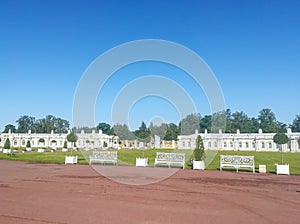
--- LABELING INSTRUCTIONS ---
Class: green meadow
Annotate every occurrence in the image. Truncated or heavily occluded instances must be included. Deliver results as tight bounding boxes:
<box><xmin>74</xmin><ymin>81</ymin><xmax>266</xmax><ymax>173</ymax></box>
<box><xmin>1</xmin><ymin>149</ymin><xmax>299</xmax><ymax>174</ymax></box>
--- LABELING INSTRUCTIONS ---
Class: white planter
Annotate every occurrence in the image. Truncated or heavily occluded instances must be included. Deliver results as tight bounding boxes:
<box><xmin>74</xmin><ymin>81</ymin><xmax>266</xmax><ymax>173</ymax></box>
<box><xmin>26</xmin><ymin>147</ymin><xmax>32</xmax><ymax>152</ymax></box>
<box><xmin>62</xmin><ymin>148</ymin><xmax>68</xmax><ymax>152</ymax></box>
<box><xmin>0</xmin><ymin>148</ymin><xmax>2</xmax><ymax>152</ymax></box>
<box><xmin>37</xmin><ymin>148</ymin><xmax>45</xmax><ymax>152</ymax></box>
<box><xmin>65</xmin><ymin>156</ymin><xmax>78</xmax><ymax>164</ymax></box>
<box><xmin>259</xmin><ymin>165</ymin><xmax>266</xmax><ymax>173</ymax></box>
<box><xmin>3</xmin><ymin>149</ymin><xmax>11</xmax><ymax>154</ymax></box>
<box><xmin>193</xmin><ymin>160</ymin><xmax>205</xmax><ymax>170</ymax></box>
<box><xmin>275</xmin><ymin>164</ymin><xmax>290</xmax><ymax>175</ymax></box>
<box><xmin>136</xmin><ymin>158</ymin><xmax>148</xmax><ymax>167</ymax></box>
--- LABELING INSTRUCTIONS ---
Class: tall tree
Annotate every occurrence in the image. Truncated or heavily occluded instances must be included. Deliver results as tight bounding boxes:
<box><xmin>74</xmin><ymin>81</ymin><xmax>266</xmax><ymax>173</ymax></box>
<box><xmin>258</xmin><ymin>108</ymin><xmax>278</xmax><ymax>133</ymax></box>
<box><xmin>3</xmin><ymin>124</ymin><xmax>16</xmax><ymax>133</ymax></box>
<box><xmin>134</xmin><ymin>121</ymin><xmax>150</xmax><ymax>142</ymax></box>
<box><xmin>16</xmin><ymin>115</ymin><xmax>36</xmax><ymax>133</ymax></box>
<box><xmin>179</xmin><ymin>113</ymin><xmax>200</xmax><ymax>135</ymax></box>
<box><xmin>199</xmin><ymin>115</ymin><xmax>212</xmax><ymax>133</ymax></box>
<box><xmin>211</xmin><ymin>111</ymin><xmax>227</xmax><ymax>133</ymax></box>
<box><xmin>96</xmin><ymin>122</ymin><xmax>114</xmax><ymax>135</ymax></box>
<box><xmin>53</xmin><ymin>117</ymin><xmax>70</xmax><ymax>133</ymax></box>
<box><xmin>164</xmin><ymin>123</ymin><xmax>179</xmax><ymax>140</ymax></box>
<box><xmin>291</xmin><ymin>115</ymin><xmax>300</xmax><ymax>132</ymax></box>
<box><xmin>149</xmin><ymin>122</ymin><xmax>167</xmax><ymax>139</ymax></box>
<box><xmin>4</xmin><ymin>138</ymin><xmax>11</xmax><ymax>149</ymax></box>
<box><xmin>113</xmin><ymin>124</ymin><xmax>135</xmax><ymax>140</ymax></box>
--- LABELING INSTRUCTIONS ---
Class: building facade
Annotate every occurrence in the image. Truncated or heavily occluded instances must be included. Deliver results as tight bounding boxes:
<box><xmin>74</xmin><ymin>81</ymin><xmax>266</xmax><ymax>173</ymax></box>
<box><xmin>0</xmin><ymin>129</ymin><xmax>119</xmax><ymax>150</ymax></box>
<box><xmin>178</xmin><ymin>128</ymin><xmax>300</xmax><ymax>152</ymax></box>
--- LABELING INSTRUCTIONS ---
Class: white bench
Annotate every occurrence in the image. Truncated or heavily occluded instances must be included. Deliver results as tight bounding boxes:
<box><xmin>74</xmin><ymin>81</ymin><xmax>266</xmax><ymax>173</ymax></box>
<box><xmin>220</xmin><ymin>155</ymin><xmax>255</xmax><ymax>173</ymax></box>
<box><xmin>89</xmin><ymin>151</ymin><xmax>117</xmax><ymax>165</ymax></box>
<box><xmin>154</xmin><ymin>152</ymin><xmax>185</xmax><ymax>169</ymax></box>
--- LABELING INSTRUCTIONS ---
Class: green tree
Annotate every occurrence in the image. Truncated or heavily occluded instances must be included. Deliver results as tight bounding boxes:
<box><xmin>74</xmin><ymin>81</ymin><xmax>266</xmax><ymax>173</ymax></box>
<box><xmin>211</xmin><ymin>111</ymin><xmax>227</xmax><ymax>133</ymax></box>
<box><xmin>193</xmin><ymin>135</ymin><xmax>205</xmax><ymax>161</ymax></box>
<box><xmin>113</xmin><ymin>124</ymin><xmax>135</xmax><ymax>140</ymax></box>
<box><xmin>16</xmin><ymin>115</ymin><xmax>36</xmax><ymax>133</ymax></box>
<box><xmin>291</xmin><ymin>114</ymin><xmax>300</xmax><ymax>132</ymax></box>
<box><xmin>149</xmin><ymin>122</ymin><xmax>167</xmax><ymax>139</ymax></box>
<box><xmin>164</xmin><ymin>123</ymin><xmax>179</xmax><ymax>140</ymax></box>
<box><xmin>134</xmin><ymin>121</ymin><xmax>150</xmax><ymax>142</ymax></box>
<box><xmin>63</xmin><ymin>140</ymin><xmax>67</xmax><ymax>149</ymax></box>
<box><xmin>199</xmin><ymin>115</ymin><xmax>212</xmax><ymax>133</ymax></box>
<box><xmin>3</xmin><ymin>124</ymin><xmax>16</xmax><ymax>133</ymax></box>
<box><xmin>26</xmin><ymin>140</ymin><xmax>31</xmax><ymax>148</ymax></box>
<box><xmin>179</xmin><ymin>113</ymin><xmax>200</xmax><ymax>135</ymax></box>
<box><xmin>273</xmin><ymin>132</ymin><xmax>289</xmax><ymax>164</ymax></box>
<box><xmin>67</xmin><ymin>132</ymin><xmax>78</xmax><ymax>155</ymax></box>
<box><xmin>96</xmin><ymin>122</ymin><xmax>114</xmax><ymax>135</ymax></box>
<box><xmin>258</xmin><ymin>108</ymin><xmax>278</xmax><ymax>133</ymax></box>
<box><xmin>4</xmin><ymin>138</ymin><xmax>11</xmax><ymax>149</ymax></box>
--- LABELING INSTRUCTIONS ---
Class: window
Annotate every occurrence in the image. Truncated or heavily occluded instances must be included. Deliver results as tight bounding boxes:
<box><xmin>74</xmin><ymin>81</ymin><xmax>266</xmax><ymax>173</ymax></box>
<box><xmin>214</xmin><ymin>142</ymin><xmax>217</xmax><ymax>148</ymax></box>
<box><xmin>262</xmin><ymin>142</ymin><xmax>265</xmax><ymax>148</ymax></box>
<box><xmin>269</xmin><ymin>142</ymin><xmax>272</xmax><ymax>149</ymax></box>
<box><xmin>239</xmin><ymin>142</ymin><xmax>242</xmax><ymax>148</ymax></box>
<box><xmin>230</xmin><ymin>142</ymin><xmax>233</xmax><ymax>148</ymax></box>
<box><xmin>14</xmin><ymin>140</ymin><xmax>17</xmax><ymax>146</ymax></box>
<box><xmin>246</xmin><ymin>142</ymin><xmax>249</xmax><ymax>148</ymax></box>
<box><xmin>22</xmin><ymin>140</ymin><xmax>25</xmax><ymax>146</ymax></box>
<box><xmin>208</xmin><ymin>142</ymin><xmax>211</xmax><ymax>148</ymax></box>
<box><xmin>224</xmin><ymin>141</ymin><xmax>227</xmax><ymax>148</ymax></box>
<box><xmin>188</xmin><ymin>142</ymin><xmax>191</xmax><ymax>147</ymax></box>
<box><xmin>252</xmin><ymin>142</ymin><xmax>255</xmax><ymax>148</ymax></box>
<box><xmin>182</xmin><ymin>142</ymin><xmax>185</xmax><ymax>147</ymax></box>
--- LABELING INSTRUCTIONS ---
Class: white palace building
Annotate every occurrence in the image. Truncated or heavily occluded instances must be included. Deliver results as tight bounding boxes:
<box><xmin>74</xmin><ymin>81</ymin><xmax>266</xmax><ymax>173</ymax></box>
<box><xmin>178</xmin><ymin>128</ymin><xmax>300</xmax><ymax>152</ymax></box>
<box><xmin>0</xmin><ymin>129</ymin><xmax>119</xmax><ymax>150</ymax></box>
<box><xmin>1</xmin><ymin>128</ymin><xmax>300</xmax><ymax>153</ymax></box>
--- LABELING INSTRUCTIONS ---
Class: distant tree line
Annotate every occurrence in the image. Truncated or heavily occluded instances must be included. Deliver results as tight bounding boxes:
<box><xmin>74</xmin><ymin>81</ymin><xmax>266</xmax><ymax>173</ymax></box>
<box><xmin>3</xmin><ymin>115</ymin><xmax>70</xmax><ymax>134</ymax></box>
<box><xmin>3</xmin><ymin>109</ymin><xmax>300</xmax><ymax>141</ymax></box>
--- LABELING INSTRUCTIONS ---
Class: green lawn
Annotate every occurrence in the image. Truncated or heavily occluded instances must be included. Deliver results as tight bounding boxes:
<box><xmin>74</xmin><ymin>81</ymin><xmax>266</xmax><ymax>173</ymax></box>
<box><xmin>1</xmin><ymin>149</ymin><xmax>300</xmax><ymax>174</ymax></box>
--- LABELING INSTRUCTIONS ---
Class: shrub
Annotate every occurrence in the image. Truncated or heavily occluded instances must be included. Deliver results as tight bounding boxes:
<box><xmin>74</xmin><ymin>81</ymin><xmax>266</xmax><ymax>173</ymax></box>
<box><xmin>63</xmin><ymin>140</ymin><xmax>67</xmax><ymax>148</ymax></box>
<box><xmin>4</xmin><ymin>138</ymin><xmax>11</xmax><ymax>149</ymax></box>
<box><xmin>26</xmin><ymin>140</ymin><xmax>31</xmax><ymax>148</ymax></box>
<box><xmin>193</xmin><ymin>135</ymin><xmax>205</xmax><ymax>161</ymax></box>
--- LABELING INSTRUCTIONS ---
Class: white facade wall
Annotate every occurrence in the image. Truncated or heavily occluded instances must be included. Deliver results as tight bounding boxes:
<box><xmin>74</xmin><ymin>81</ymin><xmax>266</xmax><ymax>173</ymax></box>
<box><xmin>0</xmin><ymin>129</ymin><xmax>119</xmax><ymax>149</ymax></box>
<box><xmin>178</xmin><ymin>129</ymin><xmax>300</xmax><ymax>152</ymax></box>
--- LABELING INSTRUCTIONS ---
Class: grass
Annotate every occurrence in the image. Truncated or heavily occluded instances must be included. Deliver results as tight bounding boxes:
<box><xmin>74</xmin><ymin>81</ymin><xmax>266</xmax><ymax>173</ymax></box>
<box><xmin>1</xmin><ymin>148</ymin><xmax>300</xmax><ymax>174</ymax></box>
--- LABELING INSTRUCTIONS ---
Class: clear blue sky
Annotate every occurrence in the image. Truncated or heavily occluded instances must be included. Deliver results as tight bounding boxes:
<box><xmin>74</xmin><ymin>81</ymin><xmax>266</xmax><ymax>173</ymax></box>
<box><xmin>1</xmin><ymin>0</ymin><xmax>300</xmax><ymax>131</ymax></box>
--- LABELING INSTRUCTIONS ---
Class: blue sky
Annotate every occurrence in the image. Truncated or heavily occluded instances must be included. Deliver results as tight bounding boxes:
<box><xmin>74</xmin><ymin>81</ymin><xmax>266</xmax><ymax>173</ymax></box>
<box><xmin>1</xmin><ymin>0</ymin><xmax>300</xmax><ymax>131</ymax></box>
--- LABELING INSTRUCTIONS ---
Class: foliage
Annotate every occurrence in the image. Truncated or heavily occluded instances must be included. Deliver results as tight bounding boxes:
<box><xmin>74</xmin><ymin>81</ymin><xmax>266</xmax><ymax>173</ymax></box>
<box><xmin>164</xmin><ymin>123</ymin><xmax>179</xmax><ymax>140</ymax></box>
<box><xmin>179</xmin><ymin>113</ymin><xmax>200</xmax><ymax>135</ymax></box>
<box><xmin>96</xmin><ymin>122</ymin><xmax>114</xmax><ymax>135</ymax></box>
<box><xmin>15</xmin><ymin>115</ymin><xmax>69</xmax><ymax>134</ymax></box>
<box><xmin>3</xmin><ymin>124</ymin><xmax>16</xmax><ymax>133</ymax></box>
<box><xmin>199</xmin><ymin>115</ymin><xmax>212</xmax><ymax>133</ymax></box>
<box><xmin>258</xmin><ymin>108</ymin><xmax>278</xmax><ymax>133</ymax></box>
<box><xmin>16</xmin><ymin>115</ymin><xmax>36</xmax><ymax>133</ymax></box>
<box><xmin>193</xmin><ymin>135</ymin><xmax>205</xmax><ymax>161</ymax></box>
<box><xmin>67</xmin><ymin>132</ymin><xmax>78</xmax><ymax>143</ymax></box>
<box><xmin>26</xmin><ymin>140</ymin><xmax>31</xmax><ymax>148</ymax></box>
<box><xmin>291</xmin><ymin>114</ymin><xmax>300</xmax><ymax>132</ymax></box>
<box><xmin>133</xmin><ymin>121</ymin><xmax>151</xmax><ymax>142</ymax></box>
<box><xmin>4</xmin><ymin>138</ymin><xmax>11</xmax><ymax>149</ymax></box>
<box><xmin>103</xmin><ymin>141</ymin><xmax>108</xmax><ymax>147</ymax></box>
<box><xmin>273</xmin><ymin>132</ymin><xmax>289</xmax><ymax>164</ymax></box>
<box><xmin>273</xmin><ymin>133</ymin><xmax>289</xmax><ymax>145</ymax></box>
<box><xmin>113</xmin><ymin>124</ymin><xmax>135</xmax><ymax>140</ymax></box>
<box><xmin>38</xmin><ymin>138</ymin><xmax>45</xmax><ymax>143</ymax></box>
<box><xmin>63</xmin><ymin>140</ymin><xmax>67</xmax><ymax>148</ymax></box>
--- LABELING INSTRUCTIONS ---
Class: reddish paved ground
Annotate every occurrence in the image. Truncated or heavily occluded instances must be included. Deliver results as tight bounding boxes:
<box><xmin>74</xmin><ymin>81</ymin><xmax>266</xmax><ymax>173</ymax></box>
<box><xmin>0</xmin><ymin>160</ymin><xmax>300</xmax><ymax>224</ymax></box>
